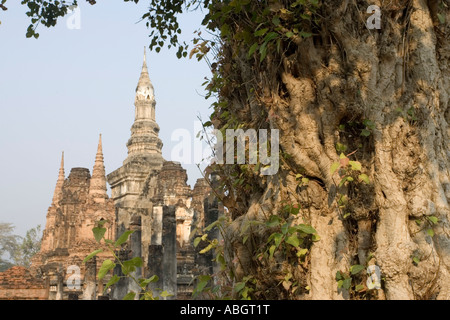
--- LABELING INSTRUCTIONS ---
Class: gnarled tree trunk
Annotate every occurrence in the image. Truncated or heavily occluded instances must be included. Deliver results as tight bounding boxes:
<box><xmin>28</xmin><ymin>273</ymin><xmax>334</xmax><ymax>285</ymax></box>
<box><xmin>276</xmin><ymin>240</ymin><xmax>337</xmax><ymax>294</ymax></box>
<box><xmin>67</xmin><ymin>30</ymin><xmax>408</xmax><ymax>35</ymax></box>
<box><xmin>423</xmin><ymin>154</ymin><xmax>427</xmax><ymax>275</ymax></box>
<box><xmin>212</xmin><ymin>0</ymin><xmax>449</xmax><ymax>300</ymax></box>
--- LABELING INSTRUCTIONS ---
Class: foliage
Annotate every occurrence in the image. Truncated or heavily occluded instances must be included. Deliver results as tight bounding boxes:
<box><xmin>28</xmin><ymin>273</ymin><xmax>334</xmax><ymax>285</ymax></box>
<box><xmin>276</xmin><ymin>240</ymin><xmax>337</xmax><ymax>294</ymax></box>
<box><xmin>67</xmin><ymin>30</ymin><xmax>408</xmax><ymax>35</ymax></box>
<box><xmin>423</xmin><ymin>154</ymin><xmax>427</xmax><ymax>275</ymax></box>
<box><xmin>192</xmin><ymin>199</ymin><xmax>319</xmax><ymax>300</ymax></box>
<box><xmin>84</xmin><ymin>220</ymin><xmax>172</xmax><ymax>300</ymax></box>
<box><xmin>0</xmin><ymin>222</ymin><xmax>20</xmax><ymax>271</ymax></box>
<box><xmin>335</xmin><ymin>254</ymin><xmax>384</xmax><ymax>300</ymax></box>
<box><xmin>12</xmin><ymin>225</ymin><xmax>42</xmax><ymax>268</ymax></box>
<box><xmin>411</xmin><ymin>215</ymin><xmax>440</xmax><ymax>266</ymax></box>
<box><xmin>0</xmin><ymin>223</ymin><xmax>41</xmax><ymax>271</ymax></box>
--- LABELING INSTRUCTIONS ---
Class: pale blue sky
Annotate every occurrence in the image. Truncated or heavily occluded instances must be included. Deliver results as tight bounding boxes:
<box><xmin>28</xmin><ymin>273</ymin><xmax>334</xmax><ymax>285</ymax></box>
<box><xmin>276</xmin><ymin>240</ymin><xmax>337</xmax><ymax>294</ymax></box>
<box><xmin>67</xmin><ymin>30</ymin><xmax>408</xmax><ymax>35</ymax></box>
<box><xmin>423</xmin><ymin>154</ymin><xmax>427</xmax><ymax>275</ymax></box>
<box><xmin>0</xmin><ymin>1</ymin><xmax>213</xmax><ymax>237</ymax></box>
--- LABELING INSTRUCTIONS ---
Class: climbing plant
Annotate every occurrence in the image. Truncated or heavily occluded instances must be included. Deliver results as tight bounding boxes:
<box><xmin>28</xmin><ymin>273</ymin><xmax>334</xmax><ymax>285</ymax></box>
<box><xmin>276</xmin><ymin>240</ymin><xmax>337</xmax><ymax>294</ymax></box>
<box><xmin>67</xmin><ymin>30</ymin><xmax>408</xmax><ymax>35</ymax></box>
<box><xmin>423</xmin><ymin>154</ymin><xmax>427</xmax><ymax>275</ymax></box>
<box><xmin>84</xmin><ymin>220</ymin><xmax>171</xmax><ymax>300</ymax></box>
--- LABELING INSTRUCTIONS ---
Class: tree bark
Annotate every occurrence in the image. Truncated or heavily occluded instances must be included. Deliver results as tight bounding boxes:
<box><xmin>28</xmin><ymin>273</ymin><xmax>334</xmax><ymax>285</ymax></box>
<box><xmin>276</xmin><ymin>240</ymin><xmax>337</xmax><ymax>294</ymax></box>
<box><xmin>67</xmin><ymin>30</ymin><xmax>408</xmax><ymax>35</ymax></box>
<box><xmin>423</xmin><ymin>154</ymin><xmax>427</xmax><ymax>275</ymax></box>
<box><xmin>213</xmin><ymin>0</ymin><xmax>449</xmax><ymax>300</ymax></box>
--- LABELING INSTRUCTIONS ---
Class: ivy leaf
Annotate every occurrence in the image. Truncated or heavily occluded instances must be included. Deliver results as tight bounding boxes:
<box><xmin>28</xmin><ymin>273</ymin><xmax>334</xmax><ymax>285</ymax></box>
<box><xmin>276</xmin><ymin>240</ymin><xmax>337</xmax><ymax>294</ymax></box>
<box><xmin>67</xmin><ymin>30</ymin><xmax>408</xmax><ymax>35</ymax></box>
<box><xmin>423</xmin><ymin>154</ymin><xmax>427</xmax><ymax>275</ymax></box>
<box><xmin>361</xmin><ymin>129</ymin><xmax>371</xmax><ymax>137</ymax></box>
<box><xmin>363</xmin><ymin>119</ymin><xmax>375</xmax><ymax>129</ymax></box>
<box><xmin>297</xmin><ymin>248</ymin><xmax>308</xmax><ymax>257</ymax></box>
<box><xmin>115</xmin><ymin>230</ymin><xmax>134</xmax><ymax>247</ymax></box>
<box><xmin>199</xmin><ymin>243</ymin><xmax>214</xmax><ymax>254</ymax></box>
<box><xmin>266</xmin><ymin>215</ymin><xmax>281</xmax><ymax>228</ymax></box>
<box><xmin>160</xmin><ymin>291</ymin><xmax>173</xmax><ymax>298</ymax></box>
<box><xmin>426</xmin><ymin>228</ymin><xmax>435</xmax><ymax>237</ymax></box>
<box><xmin>349</xmin><ymin>161</ymin><xmax>362</xmax><ymax>171</ymax></box>
<box><xmin>330</xmin><ymin>162</ymin><xmax>340</xmax><ymax>175</ymax></box>
<box><xmin>221</xmin><ymin>23</ymin><xmax>231</xmax><ymax>37</ymax></box>
<box><xmin>273</xmin><ymin>233</ymin><xmax>283</xmax><ymax>248</ymax></box>
<box><xmin>412</xmin><ymin>256</ymin><xmax>420</xmax><ymax>265</ymax></box>
<box><xmin>355</xmin><ymin>284</ymin><xmax>365</xmax><ymax>292</ymax></box>
<box><xmin>350</xmin><ymin>264</ymin><xmax>365</xmax><ymax>275</ymax></box>
<box><xmin>272</xmin><ymin>16</ymin><xmax>280</xmax><ymax>26</ymax></box>
<box><xmin>427</xmin><ymin>216</ymin><xmax>438</xmax><ymax>225</ymax></box>
<box><xmin>281</xmin><ymin>222</ymin><xmax>289</xmax><ymax>235</ymax></box>
<box><xmin>259</xmin><ymin>42</ymin><xmax>268</xmax><ymax>62</ymax></box>
<box><xmin>83</xmin><ymin>249</ymin><xmax>103</xmax><ymax>263</ymax></box>
<box><xmin>299</xmin><ymin>31</ymin><xmax>312</xmax><ymax>38</ymax></box>
<box><xmin>234</xmin><ymin>281</ymin><xmax>246</xmax><ymax>292</ymax></box>
<box><xmin>336</xmin><ymin>143</ymin><xmax>347</xmax><ymax>153</ymax></box>
<box><xmin>204</xmin><ymin>219</ymin><xmax>221</xmax><ymax>232</ymax></box>
<box><xmin>130</xmin><ymin>256</ymin><xmax>143</xmax><ymax>267</ymax></box>
<box><xmin>140</xmin><ymin>274</ymin><xmax>159</xmax><ymax>288</ymax></box>
<box><xmin>92</xmin><ymin>227</ymin><xmax>106</xmax><ymax>243</ymax></box>
<box><xmin>97</xmin><ymin>219</ymin><xmax>109</xmax><ymax>227</ymax></box>
<box><xmin>342</xmin><ymin>278</ymin><xmax>352</xmax><ymax>290</ymax></box>
<box><xmin>340</xmin><ymin>156</ymin><xmax>349</xmax><ymax>167</ymax></box>
<box><xmin>254</xmin><ymin>28</ymin><xmax>268</xmax><ymax>37</ymax></box>
<box><xmin>193</xmin><ymin>236</ymin><xmax>202</xmax><ymax>247</ymax></box>
<box><xmin>285</xmin><ymin>31</ymin><xmax>294</xmax><ymax>38</ymax></box>
<box><xmin>98</xmin><ymin>259</ymin><xmax>115</xmax><ymax>280</ymax></box>
<box><xmin>297</xmin><ymin>224</ymin><xmax>316</xmax><ymax>234</ymax></box>
<box><xmin>123</xmin><ymin>292</ymin><xmax>136</xmax><ymax>300</ymax></box>
<box><xmin>269</xmin><ymin>245</ymin><xmax>276</xmax><ymax>259</ymax></box>
<box><xmin>248</xmin><ymin>42</ymin><xmax>259</xmax><ymax>58</ymax></box>
<box><xmin>104</xmin><ymin>274</ymin><xmax>120</xmax><ymax>293</ymax></box>
<box><xmin>285</xmin><ymin>234</ymin><xmax>300</xmax><ymax>248</ymax></box>
<box><xmin>196</xmin><ymin>275</ymin><xmax>211</xmax><ymax>293</ymax></box>
<box><xmin>339</xmin><ymin>176</ymin><xmax>352</xmax><ymax>187</ymax></box>
<box><xmin>263</xmin><ymin>32</ymin><xmax>279</xmax><ymax>43</ymax></box>
<box><xmin>358</xmin><ymin>174</ymin><xmax>370</xmax><ymax>184</ymax></box>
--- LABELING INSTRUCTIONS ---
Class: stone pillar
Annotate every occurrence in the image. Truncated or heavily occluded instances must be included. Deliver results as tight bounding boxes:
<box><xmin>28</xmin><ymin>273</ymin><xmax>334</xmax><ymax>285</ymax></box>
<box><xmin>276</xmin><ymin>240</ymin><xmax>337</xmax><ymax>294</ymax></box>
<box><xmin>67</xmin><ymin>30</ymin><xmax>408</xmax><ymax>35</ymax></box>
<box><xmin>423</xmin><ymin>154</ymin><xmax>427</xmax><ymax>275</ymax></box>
<box><xmin>128</xmin><ymin>215</ymin><xmax>142</xmax><ymax>297</ymax></box>
<box><xmin>151</xmin><ymin>205</ymin><xmax>163</xmax><ymax>245</ymax></box>
<box><xmin>162</xmin><ymin>205</ymin><xmax>177</xmax><ymax>299</ymax></box>
<box><xmin>195</xmin><ymin>196</ymin><xmax>220</xmax><ymax>276</ymax></box>
<box><xmin>97</xmin><ymin>277</ymin><xmax>104</xmax><ymax>295</ymax></box>
<box><xmin>208</xmin><ymin>196</ymin><xmax>222</xmax><ymax>277</ymax></box>
<box><xmin>55</xmin><ymin>272</ymin><xmax>64</xmax><ymax>300</ymax></box>
<box><xmin>111</xmin><ymin>248</ymin><xmax>130</xmax><ymax>300</ymax></box>
<box><xmin>147</xmin><ymin>244</ymin><xmax>163</xmax><ymax>294</ymax></box>
<box><xmin>68</xmin><ymin>293</ymin><xmax>79</xmax><ymax>300</ymax></box>
<box><xmin>82</xmin><ymin>256</ymin><xmax>97</xmax><ymax>300</ymax></box>
<box><xmin>130</xmin><ymin>216</ymin><xmax>142</xmax><ymax>278</ymax></box>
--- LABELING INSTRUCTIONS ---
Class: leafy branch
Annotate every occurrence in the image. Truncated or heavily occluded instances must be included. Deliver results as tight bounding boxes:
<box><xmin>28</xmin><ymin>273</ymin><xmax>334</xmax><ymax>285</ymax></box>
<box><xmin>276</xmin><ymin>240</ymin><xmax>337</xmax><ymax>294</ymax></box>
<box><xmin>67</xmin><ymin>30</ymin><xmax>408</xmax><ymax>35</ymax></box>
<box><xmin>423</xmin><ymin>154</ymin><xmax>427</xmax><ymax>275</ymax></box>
<box><xmin>83</xmin><ymin>220</ymin><xmax>172</xmax><ymax>300</ymax></box>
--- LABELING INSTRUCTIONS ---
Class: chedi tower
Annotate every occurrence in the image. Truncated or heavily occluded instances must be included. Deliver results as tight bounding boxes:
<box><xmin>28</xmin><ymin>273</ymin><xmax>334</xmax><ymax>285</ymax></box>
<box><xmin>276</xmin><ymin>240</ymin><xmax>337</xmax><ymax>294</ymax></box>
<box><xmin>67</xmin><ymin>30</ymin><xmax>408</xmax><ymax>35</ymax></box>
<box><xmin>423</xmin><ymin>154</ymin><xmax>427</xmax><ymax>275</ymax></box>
<box><xmin>107</xmin><ymin>49</ymin><xmax>219</xmax><ymax>300</ymax></box>
<box><xmin>29</xmin><ymin>136</ymin><xmax>116</xmax><ymax>300</ymax></box>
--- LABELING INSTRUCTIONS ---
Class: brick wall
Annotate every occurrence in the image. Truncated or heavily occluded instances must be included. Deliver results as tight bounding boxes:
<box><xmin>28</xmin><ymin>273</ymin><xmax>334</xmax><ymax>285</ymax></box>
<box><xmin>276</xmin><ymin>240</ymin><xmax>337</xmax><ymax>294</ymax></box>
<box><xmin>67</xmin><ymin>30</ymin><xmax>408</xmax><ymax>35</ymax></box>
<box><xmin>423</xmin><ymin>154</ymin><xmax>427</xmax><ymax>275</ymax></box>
<box><xmin>0</xmin><ymin>266</ymin><xmax>48</xmax><ymax>300</ymax></box>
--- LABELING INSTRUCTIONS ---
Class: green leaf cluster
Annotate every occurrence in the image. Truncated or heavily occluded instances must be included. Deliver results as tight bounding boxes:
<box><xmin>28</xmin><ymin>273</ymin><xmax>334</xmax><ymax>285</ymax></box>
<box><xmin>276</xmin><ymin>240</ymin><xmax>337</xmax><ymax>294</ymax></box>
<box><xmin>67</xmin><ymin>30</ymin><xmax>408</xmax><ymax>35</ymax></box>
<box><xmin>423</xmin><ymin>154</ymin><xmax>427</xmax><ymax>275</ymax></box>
<box><xmin>83</xmin><ymin>220</ymin><xmax>169</xmax><ymax>300</ymax></box>
<box><xmin>335</xmin><ymin>264</ymin><xmax>366</xmax><ymax>292</ymax></box>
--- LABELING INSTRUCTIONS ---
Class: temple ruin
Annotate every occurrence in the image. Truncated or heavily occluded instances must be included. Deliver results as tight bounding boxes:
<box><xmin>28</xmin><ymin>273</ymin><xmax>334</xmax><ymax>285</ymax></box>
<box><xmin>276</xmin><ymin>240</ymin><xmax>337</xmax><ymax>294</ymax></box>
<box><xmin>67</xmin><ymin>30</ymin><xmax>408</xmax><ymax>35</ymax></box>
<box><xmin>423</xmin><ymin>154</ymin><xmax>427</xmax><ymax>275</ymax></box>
<box><xmin>0</xmin><ymin>49</ymin><xmax>219</xmax><ymax>300</ymax></box>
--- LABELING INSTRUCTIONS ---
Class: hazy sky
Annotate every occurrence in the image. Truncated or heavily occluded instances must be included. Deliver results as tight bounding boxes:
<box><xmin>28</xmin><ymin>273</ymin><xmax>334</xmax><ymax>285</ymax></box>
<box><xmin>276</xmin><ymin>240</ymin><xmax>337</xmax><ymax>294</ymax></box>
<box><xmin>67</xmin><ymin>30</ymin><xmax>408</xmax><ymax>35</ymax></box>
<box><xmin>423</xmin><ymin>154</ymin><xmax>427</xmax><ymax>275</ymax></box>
<box><xmin>0</xmin><ymin>1</ymin><xmax>213</xmax><ymax>237</ymax></box>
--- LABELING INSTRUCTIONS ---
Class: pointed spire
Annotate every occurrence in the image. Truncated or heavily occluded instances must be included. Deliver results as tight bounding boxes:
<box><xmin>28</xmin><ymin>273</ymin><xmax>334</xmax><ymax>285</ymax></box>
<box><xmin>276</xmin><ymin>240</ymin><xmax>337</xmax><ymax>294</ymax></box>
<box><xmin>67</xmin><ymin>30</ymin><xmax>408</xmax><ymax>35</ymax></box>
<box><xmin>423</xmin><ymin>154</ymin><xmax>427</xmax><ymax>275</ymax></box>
<box><xmin>135</xmin><ymin>47</ymin><xmax>154</xmax><ymax>102</ymax></box>
<box><xmin>52</xmin><ymin>151</ymin><xmax>65</xmax><ymax>206</ymax></box>
<box><xmin>89</xmin><ymin>134</ymin><xmax>108</xmax><ymax>203</ymax></box>
<box><xmin>143</xmin><ymin>46</ymin><xmax>147</xmax><ymax>64</ymax></box>
<box><xmin>123</xmin><ymin>48</ymin><xmax>163</xmax><ymax>165</ymax></box>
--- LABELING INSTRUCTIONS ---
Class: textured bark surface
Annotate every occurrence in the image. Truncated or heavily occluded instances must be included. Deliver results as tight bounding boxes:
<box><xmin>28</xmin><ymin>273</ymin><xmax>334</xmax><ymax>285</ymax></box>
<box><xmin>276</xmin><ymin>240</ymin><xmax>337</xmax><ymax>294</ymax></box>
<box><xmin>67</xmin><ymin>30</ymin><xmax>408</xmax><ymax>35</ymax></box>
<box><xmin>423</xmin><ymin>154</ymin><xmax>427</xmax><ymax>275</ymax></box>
<box><xmin>213</xmin><ymin>0</ymin><xmax>449</xmax><ymax>299</ymax></box>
